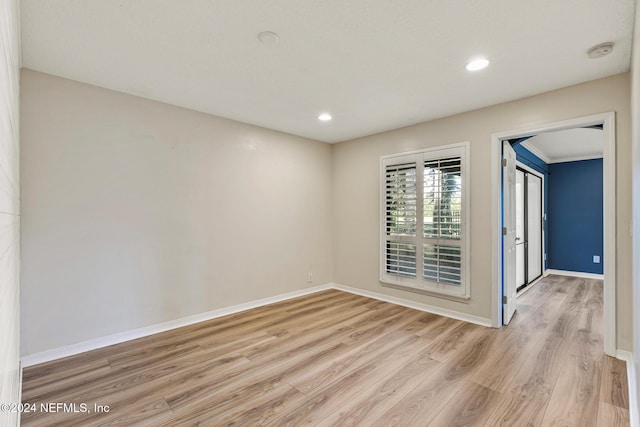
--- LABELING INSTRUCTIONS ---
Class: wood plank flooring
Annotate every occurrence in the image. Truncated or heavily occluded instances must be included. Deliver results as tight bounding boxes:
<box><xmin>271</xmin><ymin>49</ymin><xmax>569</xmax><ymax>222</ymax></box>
<box><xmin>21</xmin><ymin>275</ymin><xmax>629</xmax><ymax>426</ymax></box>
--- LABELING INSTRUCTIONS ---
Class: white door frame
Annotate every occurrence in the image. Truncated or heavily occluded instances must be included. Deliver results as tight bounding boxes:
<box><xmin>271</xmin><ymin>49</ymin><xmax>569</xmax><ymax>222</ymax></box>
<box><xmin>491</xmin><ymin>112</ymin><xmax>616</xmax><ymax>356</ymax></box>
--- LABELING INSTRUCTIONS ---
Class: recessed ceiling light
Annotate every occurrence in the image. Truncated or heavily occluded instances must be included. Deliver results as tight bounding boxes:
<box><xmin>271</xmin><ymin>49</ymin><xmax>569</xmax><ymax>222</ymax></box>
<box><xmin>318</xmin><ymin>113</ymin><xmax>332</xmax><ymax>121</ymax></box>
<box><xmin>257</xmin><ymin>31</ymin><xmax>280</xmax><ymax>46</ymax></box>
<box><xmin>466</xmin><ymin>58</ymin><xmax>490</xmax><ymax>71</ymax></box>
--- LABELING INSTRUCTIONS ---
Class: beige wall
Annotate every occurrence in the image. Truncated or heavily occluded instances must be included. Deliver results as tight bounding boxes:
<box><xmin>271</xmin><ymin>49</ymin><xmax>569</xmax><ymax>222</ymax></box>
<box><xmin>632</xmin><ymin>0</ymin><xmax>640</xmax><ymax>416</ymax></box>
<box><xmin>20</xmin><ymin>70</ymin><xmax>333</xmax><ymax>357</ymax></box>
<box><xmin>0</xmin><ymin>0</ymin><xmax>21</xmax><ymax>424</ymax></box>
<box><xmin>21</xmin><ymin>68</ymin><xmax>633</xmax><ymax>359</ymax></box>
<box><xmin>333</xmin><ymin>73</ymin><xmax>632</xmax><ymax>350</ymax></box>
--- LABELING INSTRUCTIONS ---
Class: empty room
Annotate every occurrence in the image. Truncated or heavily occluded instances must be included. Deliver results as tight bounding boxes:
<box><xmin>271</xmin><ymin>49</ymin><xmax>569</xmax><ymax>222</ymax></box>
<box><xmin>2</xmin><ymin>0</ymin><xmax>640</xmax><ymax>426</ymax></box>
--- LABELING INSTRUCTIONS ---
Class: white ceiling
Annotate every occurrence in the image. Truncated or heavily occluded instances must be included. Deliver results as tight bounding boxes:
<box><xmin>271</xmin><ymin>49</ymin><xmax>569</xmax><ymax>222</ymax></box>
<box><xmin>20</xmin><ymin>0</ymin><xmax>635</xmax><ymax>143</ymax></box>
<box><xmin>522</xmin><ymin>128</ymin><xmax>603</xmax><ymax>163</ymax></box>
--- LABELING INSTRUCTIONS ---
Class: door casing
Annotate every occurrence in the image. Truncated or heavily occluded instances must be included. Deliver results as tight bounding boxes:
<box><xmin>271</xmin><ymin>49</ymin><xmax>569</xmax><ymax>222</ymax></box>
<box><xmin>491</xmin><ymin>112</ymin><xmax>616</xmax><ymax>356</ymax></box>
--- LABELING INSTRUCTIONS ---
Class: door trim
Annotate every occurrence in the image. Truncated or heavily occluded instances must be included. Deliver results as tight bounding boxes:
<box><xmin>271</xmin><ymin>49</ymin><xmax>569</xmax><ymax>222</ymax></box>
<box><xmin>491</xmin><ymin>112</ymin><xmax>616</xmax><ymax>356</ymax></box>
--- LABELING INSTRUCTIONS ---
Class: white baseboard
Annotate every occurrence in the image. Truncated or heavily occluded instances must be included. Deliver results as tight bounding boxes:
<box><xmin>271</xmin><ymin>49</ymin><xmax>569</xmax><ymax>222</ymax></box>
<box><xmin>21</xmin><ymin>284</ymin><xmax>332</xmax><ymax>367</ymax></box>
<box><xmin>544</xmin><ymin>269</ymin><xmax>604</xmax><ymax>280</ymax></box>
<box><xmin>20</xmin><ymin>279</ymin><xmax>634</xmax><ymax>423</ymax></box>
<box><xmin>22</xmin><ymin>282</ymin><xmax>497</xmax><ymax>367</ymax></box>
<box><xmin>331</xmin><ymin>283</ymin><xmax>493</xmax><ymax>327</ymax></box>
<box><xmin>616</xmin><ymin>350</ymin><xmax>639</xmax><ymax>427</ymax></box>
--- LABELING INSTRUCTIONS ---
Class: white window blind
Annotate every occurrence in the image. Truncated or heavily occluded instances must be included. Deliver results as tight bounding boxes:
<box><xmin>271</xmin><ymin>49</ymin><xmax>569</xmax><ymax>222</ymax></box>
<box><xmin>380</xmin><ymin>143</ymin><xmax>469</xmax><ymax>299</ymax></box>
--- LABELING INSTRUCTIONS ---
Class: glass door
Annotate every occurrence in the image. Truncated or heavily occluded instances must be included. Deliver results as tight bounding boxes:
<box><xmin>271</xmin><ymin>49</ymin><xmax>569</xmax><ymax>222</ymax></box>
<box><xmin>527</xmin><ymin>173</ymin><xmax>543</xmax><ymax>283</ymax></box>
<box><xmin>515</xmin><ymin>167</ymin><xmax>543</xmax><ymax>292</ymax></box>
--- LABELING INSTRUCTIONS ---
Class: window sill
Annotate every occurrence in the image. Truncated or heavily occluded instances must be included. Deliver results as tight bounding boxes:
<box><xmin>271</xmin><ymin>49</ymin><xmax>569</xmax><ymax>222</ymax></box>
<box><xmin>380</xmin><ymin>280</ymin><xmax>471</xmax><ymax>303</ymax></box>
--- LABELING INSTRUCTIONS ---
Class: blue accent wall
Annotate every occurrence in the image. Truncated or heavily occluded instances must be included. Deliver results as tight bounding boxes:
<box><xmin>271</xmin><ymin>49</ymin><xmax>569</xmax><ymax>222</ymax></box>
<box><xmin>513</xmin><ymin>144</ymin><xmax>549</xmax><ymax>175</ymax></box>
<box><xmin>547</xmin><ymin>159</ymin><xmax>603</xmax><ymax>274</ymax></box>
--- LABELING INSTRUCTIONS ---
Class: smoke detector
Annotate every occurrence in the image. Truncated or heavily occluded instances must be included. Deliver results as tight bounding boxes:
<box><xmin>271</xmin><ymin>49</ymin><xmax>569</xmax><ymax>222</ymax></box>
<box><xmin>587</xmin><ymin>42</ymin><xmax>614</xmax><ymax>59</ymax></box>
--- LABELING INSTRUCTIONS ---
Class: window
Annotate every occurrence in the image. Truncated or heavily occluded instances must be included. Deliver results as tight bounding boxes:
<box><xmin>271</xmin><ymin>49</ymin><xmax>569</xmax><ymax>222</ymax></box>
<box><xmin>380</xmin><ymin>143</ymin><xmax>470</xmax><ymax>299</ymax></box>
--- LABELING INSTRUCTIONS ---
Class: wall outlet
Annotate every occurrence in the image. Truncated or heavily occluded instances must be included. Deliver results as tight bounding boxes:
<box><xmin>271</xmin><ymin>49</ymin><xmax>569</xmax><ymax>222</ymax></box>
<box><xmin>593</xmin><ymin>255</ymin><xmax>600</xmax><ymax>264</ymax></box>
<box><xmin>308</xmin><ymin>272</ymin><xmax>313</xmax><ymax>283</ymax></box>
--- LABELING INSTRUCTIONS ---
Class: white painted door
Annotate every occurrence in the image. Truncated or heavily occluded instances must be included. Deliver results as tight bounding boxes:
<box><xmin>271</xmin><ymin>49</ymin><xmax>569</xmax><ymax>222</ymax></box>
<box><xmin>503</xmin><ymin>141</ymin><xmax>517</xmax><ymax>325</ymax></box>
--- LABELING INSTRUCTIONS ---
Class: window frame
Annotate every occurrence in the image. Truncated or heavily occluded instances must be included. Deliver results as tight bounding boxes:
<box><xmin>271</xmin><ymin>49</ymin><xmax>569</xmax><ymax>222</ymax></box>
<box><xmin>379</xmin><ymin>142</ymin><xmax>470</xmax><ymax>300</ymax></box>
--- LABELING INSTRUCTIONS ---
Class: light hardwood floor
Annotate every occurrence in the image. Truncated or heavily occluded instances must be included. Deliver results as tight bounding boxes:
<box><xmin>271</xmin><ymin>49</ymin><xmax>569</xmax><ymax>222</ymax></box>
<box><xmin>21</xmin><ymin>275</ymin><xmax>629</xmax><ymax>426</ymax></box>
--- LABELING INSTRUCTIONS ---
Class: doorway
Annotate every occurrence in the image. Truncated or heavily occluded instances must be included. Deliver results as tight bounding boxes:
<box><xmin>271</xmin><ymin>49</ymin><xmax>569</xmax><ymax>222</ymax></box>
<box><xmin>515</xmin><ymin>165</ymin><xmax>543</xmax><ymax>292</ymax></box>
<box><xmin>491</xmin><ymin>112</ymin><xmax>616</xmax><ymax>356</ymax></box>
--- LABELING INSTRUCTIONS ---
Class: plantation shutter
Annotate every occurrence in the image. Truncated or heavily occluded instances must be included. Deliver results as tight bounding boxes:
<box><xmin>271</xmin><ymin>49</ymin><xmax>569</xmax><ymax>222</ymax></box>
<box><xmin>384</xmin><ymin>161</ymin><xmax>417</xmax><ymax>279</ymax></box>
<box><xmin>423</xmin><ymin>157</ymin><xmax>462</xmax><ymax>286</ymax></box>
<box><xmin>380</xmin><ymin>144</ymin><xmax>469</xmax><ymax>299</ymax></box>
